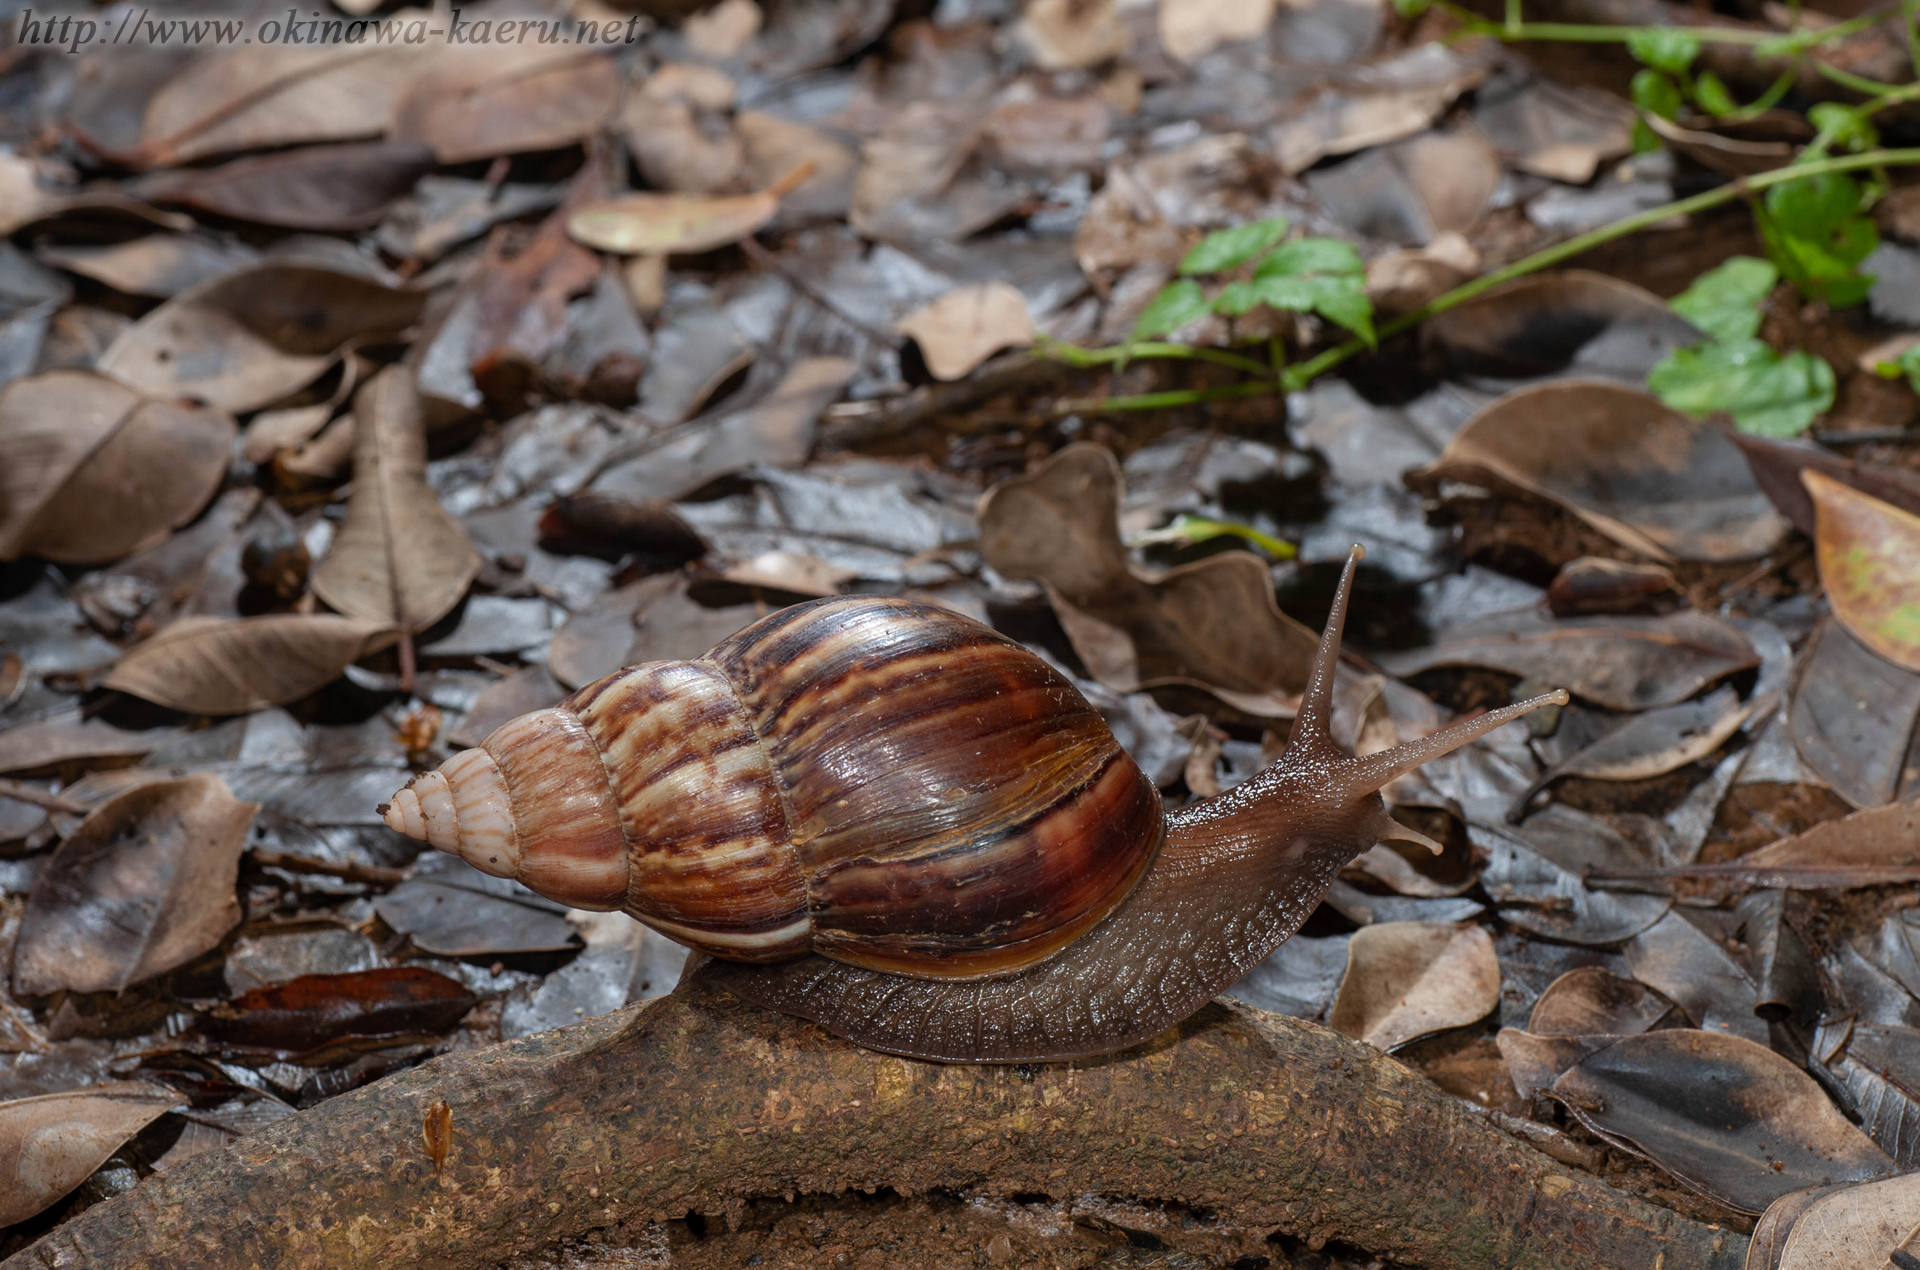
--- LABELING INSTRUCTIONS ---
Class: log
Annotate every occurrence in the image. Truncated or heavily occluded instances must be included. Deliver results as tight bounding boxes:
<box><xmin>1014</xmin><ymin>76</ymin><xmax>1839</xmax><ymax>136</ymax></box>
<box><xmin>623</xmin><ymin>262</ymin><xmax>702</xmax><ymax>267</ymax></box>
<box><xmin>6</xmin><ymin>984</ymin><xmax>1748</xmax><ymax>1270</ymax></box>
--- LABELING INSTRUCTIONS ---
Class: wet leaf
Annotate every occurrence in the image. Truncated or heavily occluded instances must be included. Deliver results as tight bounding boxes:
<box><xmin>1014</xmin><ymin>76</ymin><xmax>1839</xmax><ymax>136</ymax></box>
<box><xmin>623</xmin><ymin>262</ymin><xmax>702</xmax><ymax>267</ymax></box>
<box><xmin>1510</xmin><ymin>687</ymin><xmax>1758</xmax><ymax>822</ymax></box>
<box><xmin>0</xmin><ymin>370</ymin><xmax>233</xmax><ymax>565</ymax></box>
<box><xmin>97</xmin><ymin>263</ymin><xmax>425</xmax><ymax>413</ymax></box>
<box><xmin>103</xmin><ymin>614</ymin><xmax>396</xmax><ymax>714</ymax></box>
<box><xmin>895</xmin><ymin>282</ymin><xmax>1036</xmax><ymax>381</ymax></box>
<box><xmin>310</xmin><ymin>367</ymin><xmax>481</xmax><ymax>633</ymax></box>
<box><xmin>1411</xmin><ymin>380</ymin><xmax>1790</xmax><ymax>562</ymax></box>
<box><xmin>0</xmin><ymin>1082</ymin><xmax>180</xmax><ymax>1226</ymax></box>
<box><xmin>134</xmin><ymin>140</ymin><xmax>436</xmax><ymax>231</ymax></box>
<box><xmin>1377</xmin><ymin>608</ymin><xmax>1758</xmax><ymax>711</ymax></box>
<box><xmin>1224</xmin><ymin>934</ymin><xmax>1351</xmax><ymax>1023</ymax></box>
<box><xmin>1328</xmin><ymin>921</ymin><xmax>1500</xmax><ymax>1051</ymax></box>
<box><xmin>1762</xmin><ymin>1171</ymin><xmax>1920</xmax><ymax>1270</ymax></box>
<box><xmin>1528</xmin><ymin>967</ymin><xmax>1680</xmax><ymax>1037</ymax></box>
<box><xmin>392</xmin><ymin>49</ymin><xmax>619</xmax><ymax>164</ymax></box>
<box><xmin>37</xmin><ymin>233</ymin><xmax>258</xmax><ymax>299</ymax></box>
<box><xmin>1818</xmin><ymin>1019</ymin><xmax>1920</xmax><ymax>1168</ymax></box>
<box><xmin>1551</xmin><ymin>1030</ymin><xmax>1896</xmax><ymax>1213</ymax></box>
<box><xmin>192</xmin><ymin>967</ymin><xmax>475</xmax><ymax>1060</ymax></box>
<box><xmin>12</xmin><ymin>774</ymin><xmax>256</xmax><ymax>996</ymax></box>
<box><xmin>1272</xmin><ymin>43</ymin><xmax>1494</xmax><ymax>174</ymax></box>
<box><xmin>1545</xmin><ymin>557</ymin><xmax>1678</xmax><ymax>617</ymax></box>
<box><xmin>594</xmin><ymin>357</ymin><xmax>856</xmax><ymax>504</ymax></box>
<box><xmin>1622</xmin><ymin>910</ymin><xmax>1767</xmax><ymax>1045</ymax></box>
<box><xmin>1472</xmin><ymin>72</ymin><xmax>1634</xmax><ymax>185</ymax></box>
<box><xmin>0</xmin><ymin>709</ymin><xmax>173</xmax><ymax>776</ymax></box>
<box><xmin>977</xmin><ymin>443</ymin><xmax>1318</xmax><ymax>701</ymax></box>
<box><xmin>1788</xmin><ymin>617</ymin><xmax>1920</xmax><ymax>809</ymax></box>
<box><xmin>1474</xmin><ymin>808</ymin><xmax>1673</xmax><ymax>945</ymax></box>
<box><xmin>371</xmin><ymin>854</ymin><xmax>578</xmax><ymax>958</ymax></box>
<box><xmin>448</xmin><ymin>665</ymin><xmax>569</xmax><ymax>751</ymax></box>
<box><xmin>1806</xmin><ymin>470</ymin><xmax>1920</xmax><ymax>673</ymax></box>
<box><xmin>500</xmin><ymin>911</ymin><xmax>689</xmax><ymax>1039</ymax></box>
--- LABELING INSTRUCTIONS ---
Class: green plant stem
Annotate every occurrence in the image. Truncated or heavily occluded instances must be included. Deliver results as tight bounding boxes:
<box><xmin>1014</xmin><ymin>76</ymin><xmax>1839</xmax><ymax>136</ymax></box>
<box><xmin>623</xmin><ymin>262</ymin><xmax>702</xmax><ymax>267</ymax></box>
<box><xmin>1435</xmin><ymin>0</ymin><xmax>1892</xmax><ymax>50</ymax></box>
<box><xmin>1051</xmin><ymin>381</ymin><xmax>1281</xmax><ymax>416</ymax></box>
<box><xmin>1277</xmin><ymin>147</ymin><xmax>1920</xmax><ymax>391</ymax></box>
<box><xmin>1037</xmin><ymin>335</ymin><xmax>1273</xmax><ymax>378</ymax></box>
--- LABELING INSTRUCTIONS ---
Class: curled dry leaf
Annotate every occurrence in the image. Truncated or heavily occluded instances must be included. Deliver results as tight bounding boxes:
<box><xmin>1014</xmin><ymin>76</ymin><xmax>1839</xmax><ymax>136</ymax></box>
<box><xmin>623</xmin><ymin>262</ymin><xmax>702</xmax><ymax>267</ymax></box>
<box><xmin>0</xmin><ymin>370</ymin><xmax>233</xmax><ymax>565</ymax></box>
<box><xmin>12</xmin><ymin>774</ymin><xmax>256</xmax><ymax>996</ymax></box>
<box><xmin>392</xmin><ymin>48</ymin><xmax>620</xmax><ymax>165</ymax></box>
<box><xmin>1421</xmin><ymin>272</ymin><xmax>1698</xmax><ymax>383</ymax></box>
<box><xmin>1729</xmin><ymin>429</ymin><xmax>1920</xmax><ymax>538</ymax></box>
<box><xmin>310</xmin><ymin>367</ymin><xmax>481</xmax><ymax>632</ymax></box>
<box><xmin>1623</xmin><ymin>910</ymin><xmax>1768</xmax><ymax>1045</ymax></box>
<box><xmin>102</xmin><ymin>614</ymin><xmax>396</xmax><ymax>714</ymax></box>
<box><xmin>977</xmin><ymin>443</ymin><xmax>1318</xmax><ymax>703</ymax></box>
<box><xmin>895</xmin><ymin>282</ymin><xmax>1036</xmax><ymax>381</ymax></box>
<box><xmin>1551</xmin><ymin>1030</ymin><xmax>1896</xmax><ymax>1214</ymax></box>
<box><xmin>98</xmin><ymin>263</ymin><xmax>426</xmax><ymax>413</ymax></box>
<box><xmin>0</xmin><ymin>1082</ymin><xmax>181</xmax><ymax>1227</ymax></box>
<box><xmin>1805</xmin><ymin>469</ymin><xmax>1920</xmax><ymax>673</ymax></box>
<box><xmin>1759</xmin><ymin>1171</ymin><xmax>1920</xmax><ymax>1270</ymax></box>
<box><xmin>1509</xmin><ymin>687</ymin><xmax>1759</xmax><ymax>822</ymax></box>
<box><xmin>1328</xmin><ymin>921</ymin><xmax>1500</xmax><ymax>1051</ymax></box>
<box><xmin>1789</xmin><ymin>617</ymin><xmax>1920</xmax><ymax>809</ymax></box>
<box><xmin>567</xmin><ymin>162</ymin><xmax>817</xmax><ymax>256</ymax></box>
<box><xmin>1528</xmin><ymin>967</ymin><xmax>1680</xmax><ymax>1038</ymax></box>
<box><xmin>1377</xmin><ymin>608</ymin><xmax>1758</xmax><ymax>712</ymax></box>
<box><xmin>1411</xmin><ymin>380</ymin><xmax>1790</xmax><ymax>563</ymax></box>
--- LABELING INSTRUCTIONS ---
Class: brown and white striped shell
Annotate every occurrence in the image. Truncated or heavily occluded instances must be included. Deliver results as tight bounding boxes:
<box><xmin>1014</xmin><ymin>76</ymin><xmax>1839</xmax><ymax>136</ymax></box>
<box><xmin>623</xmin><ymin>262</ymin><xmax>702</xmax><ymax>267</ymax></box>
<box><xmin>382</xmin><ymin>597</ymin><xmax>1164</xmax><ymax>979</ymax></box>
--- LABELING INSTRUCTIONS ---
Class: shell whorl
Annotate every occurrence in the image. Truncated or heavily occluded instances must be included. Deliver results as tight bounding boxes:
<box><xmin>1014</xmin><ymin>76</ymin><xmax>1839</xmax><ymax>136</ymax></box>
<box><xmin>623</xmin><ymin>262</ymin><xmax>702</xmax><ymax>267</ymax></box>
<box><xmin>383</xmin><ymin>597</ymin><xmax>1164</xmax><ymax>978</ymax></box>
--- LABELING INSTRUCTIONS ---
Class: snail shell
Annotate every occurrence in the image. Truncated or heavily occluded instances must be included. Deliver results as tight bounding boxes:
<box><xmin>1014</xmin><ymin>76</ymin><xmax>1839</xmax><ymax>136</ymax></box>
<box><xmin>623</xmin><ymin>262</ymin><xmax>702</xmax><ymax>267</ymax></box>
<box><xmin>384</xmin><ymin>598</ymin><xmax>1162</xmax><ymax>979</ymax></box>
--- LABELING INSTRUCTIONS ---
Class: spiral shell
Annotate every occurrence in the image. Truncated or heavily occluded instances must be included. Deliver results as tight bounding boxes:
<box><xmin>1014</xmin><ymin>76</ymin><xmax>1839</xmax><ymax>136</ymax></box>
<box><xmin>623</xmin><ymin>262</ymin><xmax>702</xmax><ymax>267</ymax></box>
<box><xmin>383</xmin><ymin>597</ymin><xmax>1164</xmax><ymax>979</ymax></box>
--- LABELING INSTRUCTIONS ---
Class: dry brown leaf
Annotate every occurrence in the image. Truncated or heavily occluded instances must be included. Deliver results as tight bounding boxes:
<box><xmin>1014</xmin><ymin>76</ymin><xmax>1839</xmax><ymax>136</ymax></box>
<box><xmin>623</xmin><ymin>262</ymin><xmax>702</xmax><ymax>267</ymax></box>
<box><xmin>1472</xmin><ymin>75</ymin><xmax>1636</xmax><ymax>185</ymax></box>
<box><xmin>1016</xmin><ymin>0</ymin><xmax>1129</xmax><ymax>69</ymax></box>
<box><xmin>1413</xmin><ymin>379</ymin><xmax>1790</xmax><ymax>562</ymax></box>
<box><xmin>895</xmin><ymin>282</ymin><xmax>1036</xmax><ymax>381</ymax></box>
<box><xmin>242</xmin><ymin>404</ymin><xmax>335</xmax><ymax>465</ymax></box>
<box><xmin>103</xmin><ymin>614</ymin><xmax>396</xmax><ymax>714</ymax></box>
<box><xmin>1158</xmin><ymin>0</ymin><xmax>1276</xmax><ymax>64</ymax></box>
<box><xmin>392</xmin><ymin>48</ymin><xmax>620</xmax><ymax>165</ymax></box>
<box><xmin>977</xmin><ymin>443</ymin><xmax>1318</xmax><ymax>703</ymax></box>
<box><xmin>1376</xmin><ymin>608</ymin><xmax>1758</xmax><ymax>712</ymax></box>
<box><xmin>737</xmin><ymin>112</ymin><xmax>856</xmax><ymax>220</ymax></box>
<box><xmin>1788</xmin><ymin>616</ymin><xmax>1920</xmax><ymax>808</ymax></box>
<box><xmin>1272</xmin><ymin>43</ymin><xmax>1494</xmax><ymax>175</ymax></box>
<box><xmin>1328</xmin><ymin>922</ymin><xmax>1501</xmax><ymax>1051</ymax></box>
<box><xmin>310</xmin><ymin>367</ymin><xmax>480</xmax><ymax>631</ymax></box>
<box><xmin>140</xmin><ymin>43</ymin><xmax>419</xmax><ymax>166</ymax></box>
<box><xmin>1528</xmin><ymin>967</ymin><xmax>1679</xmax><ymax>1038</ymax></box>
<box><xmin>97</xmin><ymin>262</ymin><xmax>425</xmax><ymax>413</ymax></box>
<box><xmin>1764</xmin><ymin>1172</ymin><xmax>1920</xmax><ymax>1270</ymax></box>
<box><xmin>622</xmin><ymin>64</ymin><xmax>747</xmax><ymax>196</ymax></box>
<box><xmin>13</xmin><ymin>773</ymin><xmax>256</xmax><ymax>995</ymax></box>
<box><xmin>1510</xmin><ymin>687</ymin><xmax>1759</xmax><ymax>821</ymax></box>
<box><xmin>1730</xmin><ymin>430</ymin><xmax>1920</xmax><ymax>538</ymax></box>
<box><xmin>0</xmin><ymin>370</ymin><xmax>233</xmax><ymax>565</ymax></box>
<box><xmin>1552</xmin><ymin>1030</ymin><xmax>1895</xmax><ymax>1214</ymax></box>
<box><xmin>134</xmin><ymin>140</ymin><xmax>436</xmax><ymax>231</ymax></box>
<box><xmin>1805</xmin><ymin>469</ymin><xmax>1920</xmax><ymax>673</ymax></box>
<box><xmin>36</xmin><ymin>233</ymin><xmax>258</xmax><ymax>299</ymax></box>
<box><xmin>567</xmin><ymin>162</ymin><xmax>815</xmax><ymax>256</ymax></box>
<box><xmin>0</xmin><ymin>1083</ymin><xmax>181</xmax><ymax>1227</ymax></box>
<box><xmin>1732</xmin><ymin>800</ymin><xmax>1920</xmax><ymax>886</ymax></box>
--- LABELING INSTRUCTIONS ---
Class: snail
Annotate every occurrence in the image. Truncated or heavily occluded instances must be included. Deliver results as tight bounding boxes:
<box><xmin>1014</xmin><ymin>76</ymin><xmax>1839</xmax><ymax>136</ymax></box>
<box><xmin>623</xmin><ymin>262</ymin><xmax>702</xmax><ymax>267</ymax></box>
<box><xmin>382</xmin><ymin>547</ymin><xmax>1563</xmax><ymax>1063</ymax></box>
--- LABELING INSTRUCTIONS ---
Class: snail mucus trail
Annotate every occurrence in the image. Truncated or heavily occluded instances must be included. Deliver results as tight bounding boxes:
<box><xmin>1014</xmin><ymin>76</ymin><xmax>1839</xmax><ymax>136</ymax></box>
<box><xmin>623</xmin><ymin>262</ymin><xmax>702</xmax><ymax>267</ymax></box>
<box><xmin>382</xmin><ymin>546</ymin><xmax>1564</xmax><ymax>1063</ymax></box>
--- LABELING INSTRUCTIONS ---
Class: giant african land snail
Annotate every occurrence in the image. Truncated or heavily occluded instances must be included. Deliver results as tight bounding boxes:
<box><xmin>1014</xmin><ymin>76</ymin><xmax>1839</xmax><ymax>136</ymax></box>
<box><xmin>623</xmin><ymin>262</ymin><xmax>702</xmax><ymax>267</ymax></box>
<box><xmin>382</xmin><ymin>547</ymin><xmax>1563</xmax><ymax>1062</ymax></box>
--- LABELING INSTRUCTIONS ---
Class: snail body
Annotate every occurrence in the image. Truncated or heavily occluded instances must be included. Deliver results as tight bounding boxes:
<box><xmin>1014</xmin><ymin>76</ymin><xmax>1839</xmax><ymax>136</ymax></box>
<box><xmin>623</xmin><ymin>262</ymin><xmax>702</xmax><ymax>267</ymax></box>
<box><xmin>384</xmin><ymin>548</ymin><xmax>1561</xmax><ymax>1062</ymax></box>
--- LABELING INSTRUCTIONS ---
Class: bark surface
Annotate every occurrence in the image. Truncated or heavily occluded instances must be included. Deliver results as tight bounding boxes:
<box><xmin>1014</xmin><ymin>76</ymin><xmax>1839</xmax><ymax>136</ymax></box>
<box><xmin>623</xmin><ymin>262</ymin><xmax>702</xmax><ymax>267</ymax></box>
<box><xmin>6</xmin><ymin>985</ymin><xmax>1747</xmax><ymax>1270</ymax></box>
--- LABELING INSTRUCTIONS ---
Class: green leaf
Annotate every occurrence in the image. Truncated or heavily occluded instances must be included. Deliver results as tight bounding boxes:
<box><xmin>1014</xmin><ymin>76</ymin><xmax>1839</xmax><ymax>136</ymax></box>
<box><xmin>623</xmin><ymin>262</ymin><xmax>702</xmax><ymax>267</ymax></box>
<box><xmin>1214</xmin><ymin>272</ymin><xmax>1375</xmax><ymax>344</ymax></box>
<box><xmin>1307</xmin><ymin>275</ymin><xmax>1376</xmax><ymax>345</ymax></box>
<box><xmin>1630</xmin><ymin>69</ymin><xmax>1683</xmax><ymax>121</ymax></box>
<box><xmin>1648</xmin><ymin>337</ymin><xmax>1834</xmax><ymax>436</ymax></box>
<box><xmin>1626</xmin><ymin>28</ymin><xmax>1700</xmax><ymax>75</ymax></box>
<box><xmin>1392</xmin><ymin>0</ymin><xmax>1432</xmax><ymax>16</ymax></box>
<box><xmin>1131</xmin><ymin>279</ymin><xmax>1212</xmax><ymax>340</ymax></box>
<box><xmin>1132</xmin><ymin>514</ymin><xmax>1297</xmax><ymax>560</ymax></box>
<box><xmin>1874</xmin><ymin>344</ymin><xmax>1920</xmax><ymax>395</ymax></box>
<box><xmin>1178</xmin><ymin>219</ymin><xmax>1290</xmax><ymax>276</ymax></box>
<box><xmin>1762</xmin><ymin>172</ymin><xmax>1879</xmax><ymax>307</ymax></box>
<box><xmin>1631</xmin><ymin>119</ymin><xmax>1663</xmax><ymax>154</ymax></box>
<box><xmin>1255</xmin><ymin>237</ymin><xmax>1365</xmax><ymax>279</ymax></box>
<box><xmin>1693</xmin><ymin>71</ymin><xmax>1737</xmax><ymax>117</ymax></box>
<box><xmin>1668</xmin><ymin>255</ymin><xmax>1777</xmax><ymax>342</ymax></box>
<box><xmin>1809</xmin><ymin>102</ymin><xmax>1879</xmax><ymax>153</ymax></box>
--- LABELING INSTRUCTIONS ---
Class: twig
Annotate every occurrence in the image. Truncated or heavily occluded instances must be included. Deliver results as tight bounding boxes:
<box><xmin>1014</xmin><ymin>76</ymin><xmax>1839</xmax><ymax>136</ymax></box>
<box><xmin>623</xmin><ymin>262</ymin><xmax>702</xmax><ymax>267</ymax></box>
<box><xmin>738</xmin><ymin>238</ymin><xmax>899</xmax><ymax>347</ymax></box>
<box><xmin>247</xmin><ymin>848</ymin><xmax>408</xmax><ymax>887</ymax></box>
<box><xmin>0</xmin><ymin>778</ymin><xmax>88</xmax><ymax>815</ymax></box>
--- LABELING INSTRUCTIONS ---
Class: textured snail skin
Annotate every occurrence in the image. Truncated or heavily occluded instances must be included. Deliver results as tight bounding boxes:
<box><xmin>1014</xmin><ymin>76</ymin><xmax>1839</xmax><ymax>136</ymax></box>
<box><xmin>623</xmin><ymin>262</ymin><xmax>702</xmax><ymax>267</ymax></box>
<box><xmin>697</xmin><ymin>549</ymin><xmax>1564</xmax><ymax>1062</ymax></box>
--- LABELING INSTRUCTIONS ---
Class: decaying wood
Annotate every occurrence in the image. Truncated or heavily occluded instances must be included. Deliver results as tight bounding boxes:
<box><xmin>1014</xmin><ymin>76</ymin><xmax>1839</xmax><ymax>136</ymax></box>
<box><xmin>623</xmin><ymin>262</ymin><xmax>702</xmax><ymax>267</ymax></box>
<box><xmin>5</xmin><ymin>984</ymin><xmax>1747</xmax><ymax>1270</ymax></box>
